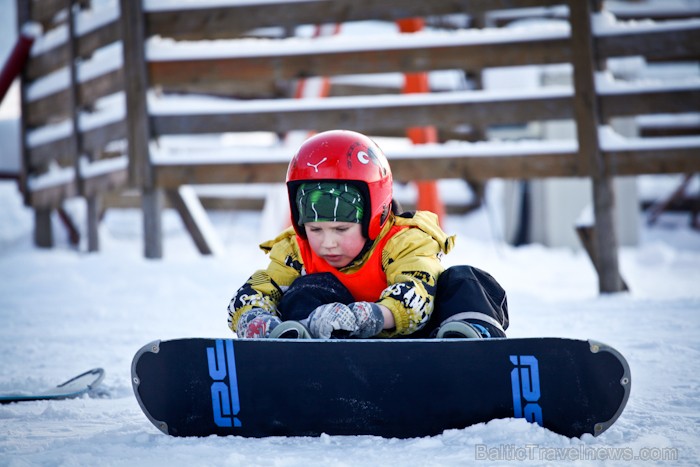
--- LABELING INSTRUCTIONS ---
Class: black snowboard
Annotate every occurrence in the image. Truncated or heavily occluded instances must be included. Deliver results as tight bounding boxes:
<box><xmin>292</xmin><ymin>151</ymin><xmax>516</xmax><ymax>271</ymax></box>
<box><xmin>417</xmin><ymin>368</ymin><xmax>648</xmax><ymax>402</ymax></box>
<box><xmin>131</xmin><ymin>338</ymin><xmax>630</xmax><ymax>439</ymax></box>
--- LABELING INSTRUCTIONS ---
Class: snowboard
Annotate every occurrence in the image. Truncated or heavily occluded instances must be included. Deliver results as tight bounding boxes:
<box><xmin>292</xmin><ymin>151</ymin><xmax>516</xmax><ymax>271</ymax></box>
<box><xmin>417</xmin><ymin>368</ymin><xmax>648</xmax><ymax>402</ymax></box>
<box><xmin>0</xmin><ymin>368</ymin><xmax>105</xmax><ymax>404</ymax></box>
<box><xmin>131</xmin><ymin>338</ymin><xmax>630</xmax><ymax>439</ymax></box>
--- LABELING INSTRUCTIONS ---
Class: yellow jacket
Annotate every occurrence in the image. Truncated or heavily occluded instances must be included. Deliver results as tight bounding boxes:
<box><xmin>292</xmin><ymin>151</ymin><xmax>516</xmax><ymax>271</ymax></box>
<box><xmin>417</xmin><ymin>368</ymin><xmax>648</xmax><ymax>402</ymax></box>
<box><xmin>227</xmin><ymin>211</ymin><xmax>455</xmax><ymax>337</ymax></box>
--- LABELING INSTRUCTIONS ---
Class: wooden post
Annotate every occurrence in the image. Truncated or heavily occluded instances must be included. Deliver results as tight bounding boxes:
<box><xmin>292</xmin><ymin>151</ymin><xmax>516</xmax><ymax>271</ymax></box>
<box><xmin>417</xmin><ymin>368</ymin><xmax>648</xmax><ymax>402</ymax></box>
<box><xmin>119</xmin><ymin>0</ymin><xmax>162</xmax><ymax>258</ymax></box>
<box><xmin>67</xmin><ymin>0</ymin><xmax>104</xmax><ymax>252</ymax></box>
<box><xmin>576</xmin><ymin>224</ymin><xmax>628</xmax><ymax>291</ymax></box>
<box><xmin>86</xmin><ymin>196</ymin><xmax>101</xmax><ymax>250</ymax></box>
<box><xmin>568</xmin><ymin>0</ymin><xmax>624</xmax><ymax>293</ymax></box>
<box><xmin>34</xmin><ymin>208</ymin><xmax>53</xmax><ymax>248</ymax></box>
<box><xmin>15</xmin><ymin>0</ymin><xmax>52</xmax><ymax>246</ymax></box>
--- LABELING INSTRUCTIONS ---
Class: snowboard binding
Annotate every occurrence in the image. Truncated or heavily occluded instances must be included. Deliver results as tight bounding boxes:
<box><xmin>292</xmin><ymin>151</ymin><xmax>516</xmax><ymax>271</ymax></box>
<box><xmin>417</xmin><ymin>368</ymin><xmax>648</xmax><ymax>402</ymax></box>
<box><xmin>269</xmin><ymin>320</ymin><xmax>312</xmax><ymax>339</ymax></box>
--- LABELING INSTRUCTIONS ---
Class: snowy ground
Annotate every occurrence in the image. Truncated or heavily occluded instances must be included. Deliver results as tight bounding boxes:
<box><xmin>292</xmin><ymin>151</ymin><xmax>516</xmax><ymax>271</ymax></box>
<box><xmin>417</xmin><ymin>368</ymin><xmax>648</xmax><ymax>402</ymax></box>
<box><xmin>0</xmin><ymin>179</ymin><xmax>699</xmax><ymax>466</ymax></box>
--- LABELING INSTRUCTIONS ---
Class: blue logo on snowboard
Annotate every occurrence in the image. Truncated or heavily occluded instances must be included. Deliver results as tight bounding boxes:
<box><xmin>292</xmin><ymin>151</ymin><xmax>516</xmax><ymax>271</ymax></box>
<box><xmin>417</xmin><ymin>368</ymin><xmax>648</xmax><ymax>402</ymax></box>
<box><xmin>510</xmin><ymin>355</ymin><xmax>543</xmax><ymax>426</ymax></box>
<box><xmin>206</xmin><ymin>340</ymin><xmax>242</xmax><ymax>427</ymax></box>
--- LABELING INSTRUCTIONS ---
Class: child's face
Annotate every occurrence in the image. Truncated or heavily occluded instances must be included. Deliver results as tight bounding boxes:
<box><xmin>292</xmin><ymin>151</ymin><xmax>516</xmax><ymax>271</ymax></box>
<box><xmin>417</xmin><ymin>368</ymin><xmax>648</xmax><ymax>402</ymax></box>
<box><xmin>304</xmin><ymin>221</ymin><xmax>366</xmax><ymax>268</ymax></box>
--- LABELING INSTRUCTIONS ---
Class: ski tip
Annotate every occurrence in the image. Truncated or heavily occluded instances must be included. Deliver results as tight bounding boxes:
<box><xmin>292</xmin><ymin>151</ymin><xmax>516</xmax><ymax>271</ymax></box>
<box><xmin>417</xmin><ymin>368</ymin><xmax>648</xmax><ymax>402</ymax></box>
<box><xmin>587</xmin><ymin>339</ymin><xmax>632</xmax><ymax>437</ymax></box>
<box><xmin>0</xmin><ymin>368</ymin><xmax>107</xmax><ymax>404</ymax></box>
<box><xmin>57</xmin><ymin>368</ymin><xmax>106</xmax><ymax>390</ymax></box>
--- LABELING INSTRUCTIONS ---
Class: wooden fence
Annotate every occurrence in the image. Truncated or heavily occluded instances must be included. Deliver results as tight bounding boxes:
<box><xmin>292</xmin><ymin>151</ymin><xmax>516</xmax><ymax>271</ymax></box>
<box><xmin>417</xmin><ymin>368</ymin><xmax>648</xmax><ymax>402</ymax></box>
<box><xmin>15</xmin><ymin>0</ymin><xmax>700</xmax><ymax>293</ymax></box>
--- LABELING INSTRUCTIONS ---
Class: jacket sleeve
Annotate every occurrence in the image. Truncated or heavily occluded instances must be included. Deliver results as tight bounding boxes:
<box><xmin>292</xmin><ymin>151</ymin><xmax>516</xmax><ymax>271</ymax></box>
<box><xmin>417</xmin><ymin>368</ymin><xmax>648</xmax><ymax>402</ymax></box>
<box><xmin>227</xmin><ymin>230</ymin><xmax>302</xmax><ymax>333</ymax></box>
<box><xmin>376</xmin><ymin>220</ymin><xmax>452</xmax><ymax>337</ymax></box>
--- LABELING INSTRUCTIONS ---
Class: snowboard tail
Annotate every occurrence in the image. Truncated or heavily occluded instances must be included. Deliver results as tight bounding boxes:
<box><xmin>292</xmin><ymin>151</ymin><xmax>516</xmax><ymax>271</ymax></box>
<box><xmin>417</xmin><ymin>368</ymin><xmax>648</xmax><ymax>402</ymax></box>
<box><xmin>131</xmin><ymin>338</ymin><xmax>630</xmax><ymax>438</ymax></box>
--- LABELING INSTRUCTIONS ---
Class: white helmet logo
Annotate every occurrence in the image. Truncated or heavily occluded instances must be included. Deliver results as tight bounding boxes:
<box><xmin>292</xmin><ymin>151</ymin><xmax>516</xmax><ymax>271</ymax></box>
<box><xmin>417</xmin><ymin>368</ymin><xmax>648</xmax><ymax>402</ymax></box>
<box><xmin>307</xmin><ymin>157</ymin><xmax>327</xmax><ymax>173</ymax></box>
<box><xmin>357</xmin><ymin>151</ymin><xmax>370</xmax><ymax>164</ymax></box>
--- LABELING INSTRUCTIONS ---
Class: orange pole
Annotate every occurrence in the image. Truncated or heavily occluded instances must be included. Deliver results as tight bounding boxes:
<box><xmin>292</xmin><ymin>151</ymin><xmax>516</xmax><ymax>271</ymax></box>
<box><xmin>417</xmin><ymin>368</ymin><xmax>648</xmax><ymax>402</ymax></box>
<box><xmin>282</xmin><ymin>24</ymin><xmax>342</xmax><ymax>230</ymax></box>
<box><xmin>397</xmin><ymin>18</ymin><xmax>445</xmax><ymax>225</ymax></box>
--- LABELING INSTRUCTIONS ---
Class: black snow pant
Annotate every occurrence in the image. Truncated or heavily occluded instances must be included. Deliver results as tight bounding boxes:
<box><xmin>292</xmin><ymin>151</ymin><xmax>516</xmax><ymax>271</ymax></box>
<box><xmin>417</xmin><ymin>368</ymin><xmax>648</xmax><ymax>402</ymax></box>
<box><xmin>278</xmin><ymin>265</ymin><xmax>509</xmax><ymax>338</ymax></box>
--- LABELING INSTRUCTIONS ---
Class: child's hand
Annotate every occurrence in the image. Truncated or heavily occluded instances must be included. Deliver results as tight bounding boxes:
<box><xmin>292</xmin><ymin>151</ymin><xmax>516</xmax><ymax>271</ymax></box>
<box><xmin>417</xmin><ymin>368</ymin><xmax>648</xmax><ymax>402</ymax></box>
<box><xmin>347</xmin><ymin>302</ymin><xmax>385</xmax><ymax>338</ymax></box>
<box><xmin>307</xmin><ymin>302</ymin><xmax>384</xmax><ymax>339</ymax></box>
<box><xmin>237</xmin><ymin>308</ymin><xmax>282</xmax><ymax>338</ymax></box>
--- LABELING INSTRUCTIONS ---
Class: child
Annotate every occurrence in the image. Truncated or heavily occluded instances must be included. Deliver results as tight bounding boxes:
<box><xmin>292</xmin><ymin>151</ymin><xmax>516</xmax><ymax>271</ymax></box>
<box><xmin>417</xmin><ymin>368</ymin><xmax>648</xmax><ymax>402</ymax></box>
<box><xmin>227</xmin><ymin>130</ymin><xmax>508</xmax><ymax>339</ymax></box>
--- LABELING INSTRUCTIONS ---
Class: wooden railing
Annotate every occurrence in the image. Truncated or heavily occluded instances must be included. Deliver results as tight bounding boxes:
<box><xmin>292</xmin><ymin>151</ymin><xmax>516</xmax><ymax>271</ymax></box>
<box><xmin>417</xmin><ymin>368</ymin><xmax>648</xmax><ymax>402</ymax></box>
<box><xmin>16</xmin><ymin>0</ymin><xmax>700</xmax><ymax>292</ymax></box>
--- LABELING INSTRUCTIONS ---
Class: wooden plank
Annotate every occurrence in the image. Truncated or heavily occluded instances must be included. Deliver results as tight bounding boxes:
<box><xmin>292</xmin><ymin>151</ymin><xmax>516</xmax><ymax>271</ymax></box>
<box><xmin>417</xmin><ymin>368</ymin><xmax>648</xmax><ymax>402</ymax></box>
<box><xmin>146</xmin><ymin>89</ymin><xmax>694</xmax><ymax>140</ymax></box>
<box><xmin>82</xmin><ymin>167</ymin><xmax>129</xmax><ymax>198</ymax></box>
<box><xmin>25</xmin><ymin>85</ymin><xmax>694</xmax><ymax>171</ymax></box>
<box><xmin>24</xmin><ymin>3</ymin><xmax>698</xmax><ymax>88</ymax></box>
<box><xmin>26</xmin><ymin>90</ymin><xmax>72</xmax><ymax>126</ymax></box>
<box><xmin>80</xmin><ymin>120</ymin><xmax>128</xmax><ymax>155</ymax></box>
<box><xmin>26</xmin><ymin>14</ymin><xmax>121</xmax><ymax>80</ymax></box>
<box><xmin>148</xmin><ymin>36</ymin><xmax>571</xmax><ymax>88</ymax></box>
<box><xmin>26</xmin><ymin>137</ymin><xmax>78</xmax><ymax>171</ymax></box>
<box><xmin>28</xmin><ymin>179</ymin><xmax>79</xmax><ymax>208</ymax></box>
<box><xmin>26</xmin><ymin>68</ymin><xmax>123</xmax><ymax>127</ymax></box>
<box><xmin>389</xmin><ymin>152</ymin><xmax>581</xmax><ymax>182</ymax></box>
<box><xmin>569</xmin><ymin>0</ymin><xmax>624</xmax><ymax>293</ymax></box>
<box><xmin>153</xmin><ymin>150</ymin><xmax>582</xmax><ymax>187</ymax></box>
<box><xmin>203</xmin><ymin>146</ymin><xmax>665</xmax><ymax>181</ymax></box>
<box><xmin>22</xmin><ymin>16</ymin><xmax>694</xmax><ymax>127</ymax></box>
<box><xmin>608</xmin><ymin>4</ymin><xmax>700</xmax><ymax>21</ymax></box>
<box><xmin>73</xmin><ymin>16</ymin><xmax>121</xmax><ymax>61</ymax></box>
<box><xmin>597</xmin><ymin>24</ymin><xmax>700</xmax><ymax>61</ymax></box>
<box><xmin>150</xmin><ymin>90</ymin><xmax>575</xmax><ymax>135</ymax></box>
<box><xmin>146</xmin><ymin>0</ymin><xmax>565</xmax><ymax>40</ymax></box>
<box><xmin>156</xmin><ymin>76</ymin><xmax>285</xmax><ymax>100</ymax></box>
<box><xmin>156</xmin><ymin>161</ymin><xmax>290</xmax><ymax>187</ymax></box>
<box><xmin>640</xmin><ymin>123</ymin><xmax>700</xmax><ymax>138</ymax></box>
<box><xmin>645</xmin><ymin>174</ymin><xmax>695</xmax><ymax>225</ymax></box>
<box><xmin>23</xmin><ymin>165</ymin><xmax>128</xmax><ymax>209</ymax></box>
<box><xmin>27</xmin><ymin>119</ymin><xmax>126</xmax><ymax>170</ymax></box>
<box><xmin>25</xmin><ymin>45</ymin><xmax>70</xmax><ymax>82</ymax></box>
<box><xmin>152</xmin><ymin>142</ymin><xmax>700</xmax><ymax>188</ymax></box>
<box><xmin>30</xmin><ymin>0</ymin><xmax>66</xmax><ymax>28</ymax></box>
<box><xmin>166</xmin><ymin>187</ymin><xmax>224</xmax><ymax>255</ymax></box>
<box><xmin>25</xmin><ymin>0</ymin><xmax>563</xmax><ymax>77</ymax></box>
<box><xmin>599</xmin><ymin>87</ymin><xmax>700</xmax><ymax>120</ymax></box>
<box><xmin>103</xmin><ymin>190</ymin><xmax>267</xmax><ymax>211</ymax></box>
<box><xmin>604</xmin><ymin>145</ymin><xmax>700</xmax><ymax>175</ymax></box>
<box><xmin>147</xmin><ymin>24</ymin><xmax>699</xmax><ymax>90</ymax></box>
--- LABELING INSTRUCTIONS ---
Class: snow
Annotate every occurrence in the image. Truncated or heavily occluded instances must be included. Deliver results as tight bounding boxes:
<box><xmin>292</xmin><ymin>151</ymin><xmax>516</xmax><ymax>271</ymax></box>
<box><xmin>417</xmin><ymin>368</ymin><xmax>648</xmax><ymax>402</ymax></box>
<box><xmin>2</xmin><ymin>0</ymin><xmax>700</xmax><ymax>464</ymax></box>
<box><xmin>1</xmin><ymin>178</ymin><xmax>699</xmax><ymax>466</ymax></box>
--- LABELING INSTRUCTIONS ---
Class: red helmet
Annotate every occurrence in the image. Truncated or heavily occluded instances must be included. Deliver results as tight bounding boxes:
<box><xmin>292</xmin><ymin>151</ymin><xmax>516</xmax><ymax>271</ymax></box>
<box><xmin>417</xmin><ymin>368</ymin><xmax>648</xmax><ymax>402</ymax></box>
<box><xmin>286</xmin><ymin>130</ymin><xmax>393</xmax><ymax>240</ymax></box>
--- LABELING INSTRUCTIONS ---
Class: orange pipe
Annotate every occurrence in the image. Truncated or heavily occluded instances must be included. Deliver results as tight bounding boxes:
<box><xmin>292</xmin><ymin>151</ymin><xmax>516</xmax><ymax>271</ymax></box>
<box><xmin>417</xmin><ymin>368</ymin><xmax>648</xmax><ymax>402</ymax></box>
<box><xmin>397</xmin><ymin>18</ymin><xmax>445</xmax><ymax>225</ymax></box>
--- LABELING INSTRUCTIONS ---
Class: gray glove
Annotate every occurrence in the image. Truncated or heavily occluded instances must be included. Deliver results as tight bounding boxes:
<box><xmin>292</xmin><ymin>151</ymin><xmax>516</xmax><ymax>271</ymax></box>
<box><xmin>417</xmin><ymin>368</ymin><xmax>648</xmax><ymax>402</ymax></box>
<box><xmin>236</xmin><ymin>308</ymin><xmax>282</xmax><ymax>339</ymax></box>
<box><xmin>306</xmin><ymin>302</ymin><xmax>384</xmax><ymax>339</ymax></box>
